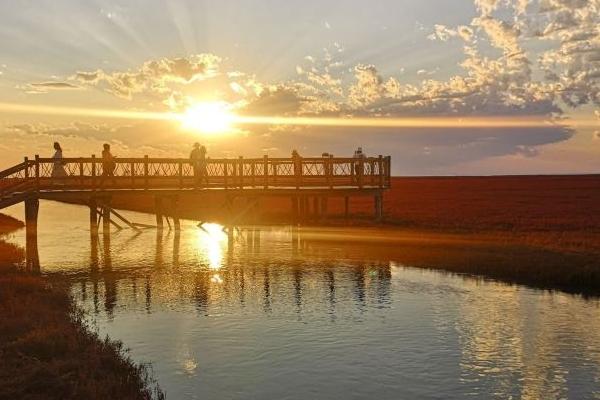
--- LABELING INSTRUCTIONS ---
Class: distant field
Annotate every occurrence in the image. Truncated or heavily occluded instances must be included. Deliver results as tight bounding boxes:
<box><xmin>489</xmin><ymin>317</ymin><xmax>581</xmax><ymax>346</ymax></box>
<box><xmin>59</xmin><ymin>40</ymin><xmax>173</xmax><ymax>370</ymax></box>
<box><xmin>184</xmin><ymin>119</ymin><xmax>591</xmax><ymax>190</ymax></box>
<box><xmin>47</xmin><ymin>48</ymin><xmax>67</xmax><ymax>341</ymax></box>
<box><xmin>74</xmin><ymin>175</ymin><xmax>600</xmax><ymax>254</ymax></box>
<box><xmin>350</xmin><ymin>175</ymin><xmax>600</xmax><ymax>231</ymax></box>
<box><xmin>104</xmin><ymin>175</ymin><xmax>600</xmax><ymax>229</ymax></box>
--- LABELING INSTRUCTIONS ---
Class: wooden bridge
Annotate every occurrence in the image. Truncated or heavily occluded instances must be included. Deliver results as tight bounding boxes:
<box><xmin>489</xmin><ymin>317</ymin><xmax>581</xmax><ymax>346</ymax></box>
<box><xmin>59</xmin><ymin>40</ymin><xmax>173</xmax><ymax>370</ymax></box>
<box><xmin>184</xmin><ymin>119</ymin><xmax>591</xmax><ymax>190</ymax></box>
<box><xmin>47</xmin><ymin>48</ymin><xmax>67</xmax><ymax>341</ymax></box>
<box><xmin>0</xmin><ymin>155</ymin><xmax>391</xmax><ymax>251</ymax></box>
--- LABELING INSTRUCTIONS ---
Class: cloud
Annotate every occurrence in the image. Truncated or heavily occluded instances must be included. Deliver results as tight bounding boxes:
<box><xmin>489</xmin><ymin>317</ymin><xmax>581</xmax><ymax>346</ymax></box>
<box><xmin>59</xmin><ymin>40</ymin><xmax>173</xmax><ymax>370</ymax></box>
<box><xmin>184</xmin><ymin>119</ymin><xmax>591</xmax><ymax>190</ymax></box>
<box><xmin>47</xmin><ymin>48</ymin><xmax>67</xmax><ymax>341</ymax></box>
<box><xmin>73</xmin><ymin>54</ymin><xmax>221</xmax><ymax>99</ymax></box>
<box><xmin>20</xmin><ymin>81</ymin><xmax>80</xmax><ymax>94</ymax></box>
<box><xmin>18</xmin><ymin>0</ymin><xmax>597</xmax><ymax>173</ymax></box>
<box><xmin>30</xmin><ymin>82</ymin><xmax>79</xmax><ymax>90</ymax></box>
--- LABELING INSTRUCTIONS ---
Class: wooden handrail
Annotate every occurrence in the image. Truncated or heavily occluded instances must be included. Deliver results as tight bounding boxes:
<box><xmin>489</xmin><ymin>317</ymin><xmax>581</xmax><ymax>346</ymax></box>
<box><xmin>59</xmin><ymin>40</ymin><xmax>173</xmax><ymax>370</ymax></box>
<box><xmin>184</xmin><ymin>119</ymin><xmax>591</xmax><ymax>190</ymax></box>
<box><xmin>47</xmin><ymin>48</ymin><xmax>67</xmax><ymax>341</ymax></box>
<box><xmin>32</xmin><ymin>156</ymin><xmax>384</xmax><ymax>163</ymax></box>
<box><xmin>0</xmin><ymin>161</ymin><xmax>28</xmax><ymax>179</ymax></box>
<box><xmin>1</xmin><ymin>155</ymin><xmax>392</xmax><ymax>198</ymax></box>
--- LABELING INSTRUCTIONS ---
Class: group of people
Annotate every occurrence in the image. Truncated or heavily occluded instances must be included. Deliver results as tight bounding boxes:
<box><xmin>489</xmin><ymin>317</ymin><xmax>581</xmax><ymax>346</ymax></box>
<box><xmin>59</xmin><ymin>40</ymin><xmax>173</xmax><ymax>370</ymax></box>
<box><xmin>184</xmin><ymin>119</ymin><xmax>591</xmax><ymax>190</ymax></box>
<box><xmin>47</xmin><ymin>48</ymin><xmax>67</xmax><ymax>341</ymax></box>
<box><xmin>50</xmin><ymin>141</ymin><xmax>116</xmax><ymax>178</ymax></box>
<box><xmin>49</xmin><ymin>142</ymin><xmax>367</xmax><ymax>182</ymax></box>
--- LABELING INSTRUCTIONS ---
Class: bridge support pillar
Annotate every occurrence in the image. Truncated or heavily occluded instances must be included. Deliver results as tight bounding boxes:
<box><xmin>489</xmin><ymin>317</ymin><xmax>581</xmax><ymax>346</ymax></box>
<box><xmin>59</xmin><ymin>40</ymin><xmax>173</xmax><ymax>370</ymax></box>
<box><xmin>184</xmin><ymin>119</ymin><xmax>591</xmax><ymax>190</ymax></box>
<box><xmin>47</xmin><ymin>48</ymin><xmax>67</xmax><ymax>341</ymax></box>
<box><xmin>25</xmin><ymin>197</ymin><xmax>40</xmax><ymax>272</ymax></box>
<box><xmin>320</xmin><ymin>197</ymin><xmax>328</xmax><ymax>218</ymax></box>
<box><xmin>344</xmin><ymin>196</ymin><xmax>349</xmax><ymax>219</ymax></box>
<box><xmin>299</xmin><ymin>196</ymin><xmax>307</xmax><ymax>222</ymax></box>
<box><xmin>102</xmin><ymin>198</ymin><xmax>111</xmax><ymax>233</ymax></box>
<box><xmin>24</xmin><ymin>197</ymin><xmax>39</xmax><ymax>239</ymax></box>
<box><xmin>374</xmin><ymin>193</ymin><xmax>383</xmax><ymax>222</ymax></box>
<box><xmin>89</xmin><ymin>199</ymin><xmax>98</xmax><ymax>236</ymax></box>
<box><xmin>291</xmin><ymin>196</ymin><xmax>299</xmax><ymax>222</ymax></box>
<box><xmin>155</xmin><ymin>196</ymin><xmax>164</xmax><ymax>230</ymax></box>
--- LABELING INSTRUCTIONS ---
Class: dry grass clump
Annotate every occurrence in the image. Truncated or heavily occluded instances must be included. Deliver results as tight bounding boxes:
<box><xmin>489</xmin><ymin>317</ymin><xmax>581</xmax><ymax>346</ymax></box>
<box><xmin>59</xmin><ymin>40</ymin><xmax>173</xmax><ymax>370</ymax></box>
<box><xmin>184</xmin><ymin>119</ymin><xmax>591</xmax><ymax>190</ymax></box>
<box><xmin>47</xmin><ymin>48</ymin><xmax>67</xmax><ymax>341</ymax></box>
<box><xmin>0</xmin><ymin>274</ymin><xmax>164</xmax><ymax>400</ymax></box>
<box><xmin>0</xmin><ymin>213</ymin><xmax>164</xmax><ymax>400</ymax></box>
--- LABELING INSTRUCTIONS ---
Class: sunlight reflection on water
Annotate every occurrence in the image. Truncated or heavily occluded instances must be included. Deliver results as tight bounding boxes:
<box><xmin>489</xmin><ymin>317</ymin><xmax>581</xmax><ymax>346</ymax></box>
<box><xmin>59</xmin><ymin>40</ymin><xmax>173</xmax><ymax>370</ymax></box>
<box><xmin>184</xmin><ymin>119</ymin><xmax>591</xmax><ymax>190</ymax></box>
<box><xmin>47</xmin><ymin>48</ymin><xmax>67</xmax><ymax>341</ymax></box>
<box><xmin>3</xmin><ymin>201</ymin><xmax>600</xmax><ymax>400</ymax></box>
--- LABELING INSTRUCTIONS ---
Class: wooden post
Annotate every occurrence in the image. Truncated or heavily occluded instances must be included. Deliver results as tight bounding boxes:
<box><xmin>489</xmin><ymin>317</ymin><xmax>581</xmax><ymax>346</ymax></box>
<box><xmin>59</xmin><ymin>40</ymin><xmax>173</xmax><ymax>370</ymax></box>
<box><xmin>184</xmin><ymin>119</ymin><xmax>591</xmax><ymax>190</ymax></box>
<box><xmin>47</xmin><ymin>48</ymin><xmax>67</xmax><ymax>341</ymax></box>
<box><xmin>24</xmin><ymin>157</ymin><xmax>29</xmax><ymax>179</ymax></box>
<box><xmin>358</xmin><ymin>157</ymin><xmax>364</xmax><ymax>188</ymax></box>
<box><xmin>25</xmin><ymin>197</ymin><xmax>39</xmax><ymax>240</ymax></box>
<box><xmin>291</xmin><ymin>196</ymin><xmax>299</xmax><ymax>222</ymax></box>
<box><xmin>328</xmin><ymin>155</ymin><xmax>333</xmax><ymax>189</ymax></box>
<box><xmin>299</xmin><ymin>196</ymin><xmax>306</xmax><ymax>221</ymax></box>
<box><xmin>155</xmin><ymin>196</ymin><xmax>163</xmax><ymax>230</ymax></box>
<box><xmin>90</xmin><ymin>198</ymin><xmax>98</xmax><ymax>236</ymax></box>
<box><xmin>91</xmin><ymin>154</ymin><xmax>96</xmax><ymax>190</ymax></box>
<box><xmin>144</xmin><ymin>155</ymin><xmax>149</xmax><ymax>189</ymax></box>
<box><xmin>79</xmin><ymin>159</ymin><xmax>84</xmax><ymax>185</ymax></box>
<box><xmin>34</xmin><ymin>154</ymin><xmax>40</xmax><ymax>191</ymax></box>
<box><xmin>238</xmin><ymin>156</ymin><xmax>244</xmax><ymax>189</ymax></box>
<box><xmin>370</xmin><ymin>158</ymin><xmax>375</xmax><ymax>185</ymax></box>
<box><xmin>251</xmin><ymin>160</ymin><xmax>256</xmax><ymax>187</ymax></box>
<box><xmin>25</xmin><ymin>197</ymin><xmax>40</xmax><ymax>273</ymax></box>
<box><xmin>102</xmin><ymin>197</ymin><xmax>111</xmax><ymax>233</ymax></box>
<box><xmin>295</xmin><ymin>159</ymin><xmax>300</xmax><ymax>189</ymax></box>
<box><xmin>178</xmin><ymin>160</ymin><xmax>183</xmax><ymax>188</ymax></box>
<box><xmin>378</xmin><ymin>155</ymin><xmax>384</xmax><ymax>188</ymax></box>
<box><xmin>320</xmin><ymin>197</ymin><xmax>328</xmax><ymax>217</ymax></box>
<box><xmin>344</xmin><ymin>196</ymin><xmax>349</xmax><ymax>219</ymax></box>
<box><xmin>385</xmin><ymin>157</ymin><xmax>391</xmax><ymax>187</ymax></box>
<box><xmin>374</xmin><ymin>194</ymin><xmax>383</xmax><ymax>222</ymax></box>
<box><xmin>305</xmin><ymin>197</ymin><xmax>310</xmax><ymax>220</ymax></box>
<box><xmin>263</xmin><ymin>155</ymin><xmax>268</xmax><ymax>189</ymax></box>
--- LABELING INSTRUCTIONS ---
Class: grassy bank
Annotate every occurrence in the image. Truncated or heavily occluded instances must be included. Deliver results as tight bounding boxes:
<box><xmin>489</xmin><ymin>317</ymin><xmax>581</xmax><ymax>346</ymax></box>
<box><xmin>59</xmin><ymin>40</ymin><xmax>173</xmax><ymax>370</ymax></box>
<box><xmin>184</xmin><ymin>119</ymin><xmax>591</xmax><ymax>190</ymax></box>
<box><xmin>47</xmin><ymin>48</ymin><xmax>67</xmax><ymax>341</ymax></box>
<box><xmin>296</xmin><ymin>227</ymin><xmax>600</xmax><ymax>294</ymax></box>
<box><xmin>0</xmin><ymin>214</ymin><xmax>164</xmax><ymax>400</ymax></box>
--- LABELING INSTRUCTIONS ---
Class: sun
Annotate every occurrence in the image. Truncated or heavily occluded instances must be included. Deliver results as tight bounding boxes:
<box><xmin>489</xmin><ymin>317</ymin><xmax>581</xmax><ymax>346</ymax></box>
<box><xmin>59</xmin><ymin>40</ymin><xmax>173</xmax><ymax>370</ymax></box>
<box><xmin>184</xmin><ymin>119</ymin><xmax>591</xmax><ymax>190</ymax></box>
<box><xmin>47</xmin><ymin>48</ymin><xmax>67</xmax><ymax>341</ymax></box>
<box><xmin>180</xmin><ymin>101</ymin><xmax>235</xmax><ymax>134</ymax></box>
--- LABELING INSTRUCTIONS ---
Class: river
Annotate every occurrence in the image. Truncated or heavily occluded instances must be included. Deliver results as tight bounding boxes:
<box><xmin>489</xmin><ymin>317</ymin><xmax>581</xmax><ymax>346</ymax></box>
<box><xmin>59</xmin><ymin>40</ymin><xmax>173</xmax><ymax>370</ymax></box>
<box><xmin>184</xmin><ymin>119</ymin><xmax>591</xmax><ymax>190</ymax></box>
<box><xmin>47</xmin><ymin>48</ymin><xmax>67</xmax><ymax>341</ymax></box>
<box><xmin>3</xmin><ymin>201</ymin><xmax>600</xmax><ymax>399</ymax></box>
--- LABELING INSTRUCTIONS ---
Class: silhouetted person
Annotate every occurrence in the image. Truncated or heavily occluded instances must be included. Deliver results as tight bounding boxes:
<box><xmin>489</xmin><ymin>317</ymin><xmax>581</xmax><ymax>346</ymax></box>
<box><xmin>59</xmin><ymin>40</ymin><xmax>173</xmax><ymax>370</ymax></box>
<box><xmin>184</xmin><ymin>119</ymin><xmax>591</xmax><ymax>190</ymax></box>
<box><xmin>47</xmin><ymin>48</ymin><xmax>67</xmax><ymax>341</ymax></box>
<box><xmin>101</xmin><ymin>143</ymin><xmax>116</xmax><ymax>177</ymax></box>
<box><xmin>322</xmin><ymin>152</ymin><xmax>332</xmax><ymax>177</ymax></box>
<box><xmin>190</xmin><ymin>143</ymin><xmax>207</xmax><ymax>187</ymax></box>
<box><xmin>292</xmin><ymin>149</ymin><xmax>302</xmax><ymax>182</ymax></box>
<box><xmin>353</xmin><ymin>147</ymin><xmax>364</xmax><ymax>182</ymax></box>
<box><xmin>51</xmin><ymin>142</ymin><xmax>67</xmax><ymax>178</ymax></box>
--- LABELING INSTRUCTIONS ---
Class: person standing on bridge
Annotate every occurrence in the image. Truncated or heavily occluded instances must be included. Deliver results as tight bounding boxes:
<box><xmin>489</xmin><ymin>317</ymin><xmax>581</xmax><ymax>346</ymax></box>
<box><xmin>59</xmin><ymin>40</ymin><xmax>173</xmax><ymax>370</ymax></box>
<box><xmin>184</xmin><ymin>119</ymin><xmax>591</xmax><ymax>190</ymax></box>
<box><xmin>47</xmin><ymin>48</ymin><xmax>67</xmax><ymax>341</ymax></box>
<box><xmin>353</xmin><ymin>147</ymin><xmax>365</xmax><ymax>183</ymax></box>
<box><xmin>101</xmin><ymin>143</ymin><xmax>116</xmax><ymax>177</ymax></box>
<box><xmin>190</xmin><ymin>143</ymin><xmax>207</xmax><ymax>187</ymax></box>
<box><xmin>51</xmin><ymin>142</ymin><xmax>67</xmax><ymax>179</ymax></box>
<box><xmin>101</xmin><ymin>143</ymin><xmax>116</xmax><ymax>186</ymax></box>
<box><xmin>292</xmin><ymin>149</ymin><xmax>302</xmax><ymax>184</ymax></box>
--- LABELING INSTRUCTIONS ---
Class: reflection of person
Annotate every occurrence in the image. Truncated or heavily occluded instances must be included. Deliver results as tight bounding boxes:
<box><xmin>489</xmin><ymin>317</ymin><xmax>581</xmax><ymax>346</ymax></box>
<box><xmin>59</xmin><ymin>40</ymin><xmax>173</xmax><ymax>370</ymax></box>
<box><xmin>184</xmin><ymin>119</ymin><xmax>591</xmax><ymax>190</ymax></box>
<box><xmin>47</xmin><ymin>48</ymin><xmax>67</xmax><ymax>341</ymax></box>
<box><xmin>101</xmin><ymin>143</ymin><xmax>116</xmax><ymax>177</ymax></box>
<box><xmin>190</xmin><ymin>143</ymin><xmax>207</xmax><ymax>186</ymax></box>
<box><xmin>51</xmin><ymin>142</ymin><xmax>67</xmax><ymax>178</ymax></box>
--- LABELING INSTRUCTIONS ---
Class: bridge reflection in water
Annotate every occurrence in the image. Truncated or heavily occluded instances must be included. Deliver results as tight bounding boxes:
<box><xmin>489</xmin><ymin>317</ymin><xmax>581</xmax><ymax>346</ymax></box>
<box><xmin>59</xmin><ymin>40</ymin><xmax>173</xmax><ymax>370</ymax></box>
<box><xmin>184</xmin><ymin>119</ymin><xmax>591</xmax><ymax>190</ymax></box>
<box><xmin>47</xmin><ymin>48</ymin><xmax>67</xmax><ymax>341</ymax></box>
<box><xmin>67</xmin><ymin>225</ymin><xmax>393</xmax><ymax>319</ymax></box>
<box><xmin>8</xmin><ymin>199</ymin><xmax>600</xmax><ymax>399</ymax></box>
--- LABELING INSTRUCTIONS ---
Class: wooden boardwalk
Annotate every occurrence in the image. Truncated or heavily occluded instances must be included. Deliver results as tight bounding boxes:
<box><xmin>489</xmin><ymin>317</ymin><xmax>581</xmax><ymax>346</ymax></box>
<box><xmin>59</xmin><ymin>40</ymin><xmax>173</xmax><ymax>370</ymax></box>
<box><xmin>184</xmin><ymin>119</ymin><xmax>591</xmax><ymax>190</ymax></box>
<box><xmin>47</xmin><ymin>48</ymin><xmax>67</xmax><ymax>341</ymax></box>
<box><xmin>0</xmin><ymin>155</ymin><xmax>390</xmax><ymax>203</ymax></box>
<box><xmin>0</xmin><ymin>154</ymin><xmax>391</xmax><ymax>269</ymax></box>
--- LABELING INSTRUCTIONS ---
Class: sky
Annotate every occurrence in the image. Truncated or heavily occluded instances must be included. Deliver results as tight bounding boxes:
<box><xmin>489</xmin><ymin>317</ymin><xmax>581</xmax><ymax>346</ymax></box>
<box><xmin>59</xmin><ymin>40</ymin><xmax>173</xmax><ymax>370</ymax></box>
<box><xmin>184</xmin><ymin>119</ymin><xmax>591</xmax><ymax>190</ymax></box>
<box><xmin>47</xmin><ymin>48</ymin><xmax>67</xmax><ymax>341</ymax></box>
<box><xmin>0</xmin><ymin>0</ymin><xmax>598</xmax><ymax>175</ymax></box>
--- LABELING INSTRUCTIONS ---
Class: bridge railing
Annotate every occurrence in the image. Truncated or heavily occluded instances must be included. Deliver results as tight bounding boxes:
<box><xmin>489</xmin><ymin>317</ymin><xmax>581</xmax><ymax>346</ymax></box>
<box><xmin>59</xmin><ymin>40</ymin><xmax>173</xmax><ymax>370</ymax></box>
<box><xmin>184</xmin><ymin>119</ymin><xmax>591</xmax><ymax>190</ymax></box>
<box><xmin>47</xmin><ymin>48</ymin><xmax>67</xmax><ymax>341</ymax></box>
<box><xmin>0</xmin><ymin>159</ymin><xmax>37</xmax><ymax>199</ymax></box>
<box><xmin>1</xmin><ymin>155</ymin><xmax>391</xmax><ymax>193</ymax></box>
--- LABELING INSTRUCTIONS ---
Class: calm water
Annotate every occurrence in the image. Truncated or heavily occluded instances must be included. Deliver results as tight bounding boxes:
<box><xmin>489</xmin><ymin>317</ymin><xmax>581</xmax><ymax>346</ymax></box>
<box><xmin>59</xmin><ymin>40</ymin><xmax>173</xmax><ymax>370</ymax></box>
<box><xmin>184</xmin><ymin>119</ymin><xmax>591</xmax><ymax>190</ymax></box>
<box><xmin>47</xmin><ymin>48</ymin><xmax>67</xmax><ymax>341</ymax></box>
<box><xmin>4</xmin><ymin>201</ymin><xmax>600</xmax><ymax>399</ymax></box>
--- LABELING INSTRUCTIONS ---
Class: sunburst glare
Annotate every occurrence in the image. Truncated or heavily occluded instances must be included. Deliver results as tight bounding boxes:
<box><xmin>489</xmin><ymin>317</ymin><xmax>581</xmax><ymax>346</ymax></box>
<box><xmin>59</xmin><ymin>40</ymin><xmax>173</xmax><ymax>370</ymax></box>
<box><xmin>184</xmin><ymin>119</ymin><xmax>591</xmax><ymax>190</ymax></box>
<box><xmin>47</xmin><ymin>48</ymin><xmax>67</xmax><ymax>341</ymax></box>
<box><xmin>180</xmin><ymin>101</ymin><xmax>234</xmax><ymax>134</ymax></box>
